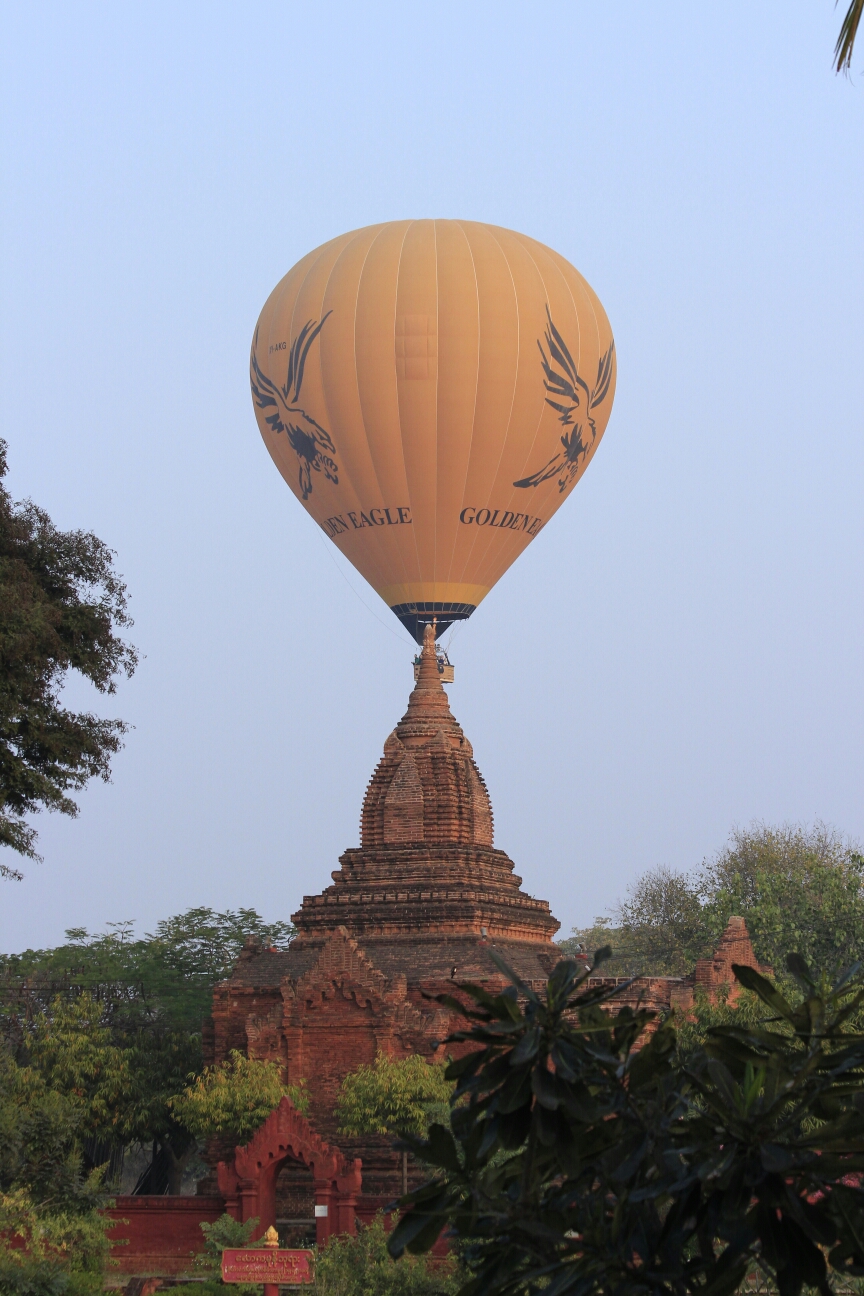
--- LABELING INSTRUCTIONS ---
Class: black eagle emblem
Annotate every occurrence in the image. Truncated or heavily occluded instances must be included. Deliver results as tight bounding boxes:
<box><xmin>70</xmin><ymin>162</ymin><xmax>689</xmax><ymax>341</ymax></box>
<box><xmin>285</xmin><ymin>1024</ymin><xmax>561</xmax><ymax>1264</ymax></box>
<box><xmin>514</xmin><ymin>306</ymin><xmax>615</xmax><ymax>493</ymax></box>
<box><xmin>250</xmin><ymin>313</ymin><xmax>337</xmax><ymax>500</ymax></box>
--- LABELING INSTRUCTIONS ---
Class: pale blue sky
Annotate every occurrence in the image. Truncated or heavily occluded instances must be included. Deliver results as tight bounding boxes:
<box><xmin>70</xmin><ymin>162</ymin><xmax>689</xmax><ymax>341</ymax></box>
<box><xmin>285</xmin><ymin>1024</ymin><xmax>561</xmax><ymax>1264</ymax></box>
<box><xmin>1</xmin><ymin>3</ymin><xmax>862</xmax><ymax>950</ymax></box>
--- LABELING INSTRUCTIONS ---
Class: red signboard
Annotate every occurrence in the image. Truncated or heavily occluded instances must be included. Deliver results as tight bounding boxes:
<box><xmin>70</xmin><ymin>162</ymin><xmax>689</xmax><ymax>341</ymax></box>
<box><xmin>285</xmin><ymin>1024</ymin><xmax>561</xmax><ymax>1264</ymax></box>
<box><xmin>222</xmin><ymin>1248</ymin><xmax>313</xmax><ymax>1284</ymax></box>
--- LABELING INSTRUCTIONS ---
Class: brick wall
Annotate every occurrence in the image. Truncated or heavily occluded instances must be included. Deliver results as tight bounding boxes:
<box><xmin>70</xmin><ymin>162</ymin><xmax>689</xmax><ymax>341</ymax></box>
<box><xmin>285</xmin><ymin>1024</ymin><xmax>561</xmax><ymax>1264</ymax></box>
<box><xmin>104</xmin><ymin>1196</ymin><xmax>226</xmax><ymax>1279</ymax></box>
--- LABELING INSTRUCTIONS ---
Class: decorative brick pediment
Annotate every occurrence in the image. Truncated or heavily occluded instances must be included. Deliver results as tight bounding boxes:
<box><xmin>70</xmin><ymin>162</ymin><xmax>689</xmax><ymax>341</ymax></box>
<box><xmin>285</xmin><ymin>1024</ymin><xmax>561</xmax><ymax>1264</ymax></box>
<box><xmin>226</xmin><ymin>1097</ymin><xmax>353</xmax><ymax>1185</ymax></box>
<box><xmin>291</xmin><ymin>928</ymin><xmax>392</xmax><ymax>1011</ymax></box>
<box><xmin>282</xmin><ymin>929</ymin><xmax>436</xmax><ymax>1044</ymax></box>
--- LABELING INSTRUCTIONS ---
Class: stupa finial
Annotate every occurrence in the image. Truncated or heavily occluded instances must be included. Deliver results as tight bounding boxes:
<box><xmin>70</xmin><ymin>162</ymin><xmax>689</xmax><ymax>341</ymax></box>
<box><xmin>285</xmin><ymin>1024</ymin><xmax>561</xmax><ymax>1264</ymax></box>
<box><xmin>410</xmin><ymin>618</ymin><xmax>443</xmax><ymax>695</ymax></box>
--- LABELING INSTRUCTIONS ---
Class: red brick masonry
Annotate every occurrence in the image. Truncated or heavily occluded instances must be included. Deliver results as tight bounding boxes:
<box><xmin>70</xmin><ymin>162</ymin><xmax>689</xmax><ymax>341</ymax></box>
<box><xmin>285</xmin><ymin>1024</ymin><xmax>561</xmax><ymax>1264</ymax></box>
<box><xmin>105</xmin><ymin>1196</ymin><xmax>225</xmax><ymax>1279</ymax></box>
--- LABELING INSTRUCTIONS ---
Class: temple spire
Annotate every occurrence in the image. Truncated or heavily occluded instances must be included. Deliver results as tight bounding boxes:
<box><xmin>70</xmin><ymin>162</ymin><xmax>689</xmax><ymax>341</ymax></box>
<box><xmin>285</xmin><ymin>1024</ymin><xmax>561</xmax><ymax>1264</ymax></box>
<box><xmin>401</xmin><ymin>618</ymin><xmax>450</xmax><ymax>723</ymax></box>
<box><xmin>290</xmin><ymin>615</ymin><xmax>560</xmax><ymax>944</ymax></box>
<box><xmin>416</xmin><ymin>620</ymin><xmax>442</xmax><ymax>685</ymax></box>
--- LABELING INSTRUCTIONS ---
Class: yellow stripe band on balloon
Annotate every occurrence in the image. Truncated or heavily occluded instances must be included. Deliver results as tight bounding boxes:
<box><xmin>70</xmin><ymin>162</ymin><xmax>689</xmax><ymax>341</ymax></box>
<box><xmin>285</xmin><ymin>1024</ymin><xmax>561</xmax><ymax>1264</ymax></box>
<box><xmin>378</xmin><ymin>583</ymin><xmax>490</xmax><ymax>607</ymax></box>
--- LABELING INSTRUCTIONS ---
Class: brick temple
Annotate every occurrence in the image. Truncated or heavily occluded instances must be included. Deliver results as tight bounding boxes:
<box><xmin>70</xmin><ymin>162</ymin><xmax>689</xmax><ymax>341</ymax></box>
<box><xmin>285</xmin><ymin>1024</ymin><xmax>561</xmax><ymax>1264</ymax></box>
<box><xmin>202</xmin><ymin>624</ymin><xmax>767</xmax><ymax>1240</ymax></box>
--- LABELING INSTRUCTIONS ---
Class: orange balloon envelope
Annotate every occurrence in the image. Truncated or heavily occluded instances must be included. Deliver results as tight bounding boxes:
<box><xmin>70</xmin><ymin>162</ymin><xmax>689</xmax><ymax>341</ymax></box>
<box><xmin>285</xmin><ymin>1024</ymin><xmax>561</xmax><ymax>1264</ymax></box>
<box><xmin>250</xmin><ymin>220</ymin><xmax>616</xmax><ymax>642</ymax></box>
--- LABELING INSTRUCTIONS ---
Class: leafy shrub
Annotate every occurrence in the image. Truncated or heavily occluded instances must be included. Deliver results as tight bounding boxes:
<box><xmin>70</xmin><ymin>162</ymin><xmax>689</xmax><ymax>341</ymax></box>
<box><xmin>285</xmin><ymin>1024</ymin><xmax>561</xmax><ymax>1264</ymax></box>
<box><xmin>336</xmin><ymin>1056</ymin><xmax>452</xmax><ymax>1140</ymax></box>
<box><xmin>315</xmin><ymin>1215</ymin><xmax>457</xmax><ymax>1296</ymax></box>
<box><xmin>0</xmin><ymin>1186</ymin><xmax>111</xmax><ymax>1296</ymax></box>
<box><xmin>169</xmin><ymin>1051</ymin><xmax>307</xmax><ymax>1143</ymax></box>
<box><xmin>187</xmin><ymin>1212</ymin><xmax>262</xmax><ymax>1295</ymax></box>
<box><xmin>391</xmin><ymin>950</ymin><xmax>864</xmax><ymax>1296</ymax></box>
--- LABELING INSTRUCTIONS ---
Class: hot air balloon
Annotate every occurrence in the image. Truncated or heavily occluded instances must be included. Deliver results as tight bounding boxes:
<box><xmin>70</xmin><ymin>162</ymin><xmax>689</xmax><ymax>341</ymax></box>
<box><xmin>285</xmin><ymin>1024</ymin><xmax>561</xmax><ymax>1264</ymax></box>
<box><xmin>250</xmin><ymin>220</ymin><xmax>616</xmax><ymax>643</ymax></box>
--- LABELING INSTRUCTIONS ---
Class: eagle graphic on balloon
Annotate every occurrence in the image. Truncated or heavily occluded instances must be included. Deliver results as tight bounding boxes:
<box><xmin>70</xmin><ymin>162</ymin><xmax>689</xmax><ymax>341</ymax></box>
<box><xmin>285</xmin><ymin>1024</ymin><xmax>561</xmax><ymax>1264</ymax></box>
<box><xmin>250</xmin><ymin>313</ymin><xmax>338</xmax><ymax>501</ymax></box>
<box><xmin>514</xmin><ymin>306</ymin><xmax>616</xmax><ymax>494</ymax></box>
<box><xmin>250</xmin><ymin>304</ymin><xmax>613</xmax><ymax>502</ymax></box>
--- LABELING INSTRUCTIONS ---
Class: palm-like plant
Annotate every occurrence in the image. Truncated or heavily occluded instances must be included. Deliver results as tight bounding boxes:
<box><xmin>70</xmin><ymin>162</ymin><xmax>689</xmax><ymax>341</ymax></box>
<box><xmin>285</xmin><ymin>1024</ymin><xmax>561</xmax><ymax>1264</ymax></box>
<box><xmin>835</xmin><ymin>0</ymin><xmax>863</xmax><ymax>72</ymax></box>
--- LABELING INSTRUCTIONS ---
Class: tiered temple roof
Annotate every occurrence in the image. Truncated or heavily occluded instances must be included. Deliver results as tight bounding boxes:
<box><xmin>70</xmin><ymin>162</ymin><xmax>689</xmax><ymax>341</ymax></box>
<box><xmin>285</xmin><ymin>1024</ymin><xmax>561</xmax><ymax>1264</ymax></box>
<box><xmin>290</xmin><ymin>623</ymin><xmax>559</xmax><ymax>948</ymax></box>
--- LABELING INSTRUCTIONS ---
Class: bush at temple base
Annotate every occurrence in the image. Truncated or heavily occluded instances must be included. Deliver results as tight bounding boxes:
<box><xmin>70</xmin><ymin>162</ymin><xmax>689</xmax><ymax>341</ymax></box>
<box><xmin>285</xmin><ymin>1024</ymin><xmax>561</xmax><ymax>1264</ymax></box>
<box><xmin>186</xmin><ymin>1213</ymin><xmax>458</xmax><ymax>1296</ymax></box>
<box><xmin>316</xmin><ymin>1215</ymin><xmax>458</xmax><ymax>1296</ymax></box>
<box><xmin>337</xmin><ymin>1055</ymin><xmax>453</xmax><ymax>1195</ymax></box>
<box><xmin>390</xmin><ymin>950</ymin><xmax>864</xmax><ymax>1296</ymax></box>
<box><xmin>0</xmin><ymin>1186</ymin><xmax>112</xmax><ymax>1296</ymax></box>
<box><xmin>186</xmin><ymin>1213</ymin><xmax>263</xmax><ymax>1296</ymax></box>
<box><xmin>0</xmin><ymin>1051</ymin><xmax>113</xmax><ymax>1296</ymax></box>
<box><xmin>0</xmin><ymin>1187</ymin><xmax>108</xmax><ymax>1291</ymax></box>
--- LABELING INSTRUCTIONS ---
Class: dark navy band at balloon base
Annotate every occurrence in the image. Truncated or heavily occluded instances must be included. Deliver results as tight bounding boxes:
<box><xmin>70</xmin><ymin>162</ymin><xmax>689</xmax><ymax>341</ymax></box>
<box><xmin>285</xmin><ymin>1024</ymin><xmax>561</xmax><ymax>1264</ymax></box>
<box><xmin>390</xmin><ymin>602</ymin><xmax>476</xmax><ymax>643</ymax></box>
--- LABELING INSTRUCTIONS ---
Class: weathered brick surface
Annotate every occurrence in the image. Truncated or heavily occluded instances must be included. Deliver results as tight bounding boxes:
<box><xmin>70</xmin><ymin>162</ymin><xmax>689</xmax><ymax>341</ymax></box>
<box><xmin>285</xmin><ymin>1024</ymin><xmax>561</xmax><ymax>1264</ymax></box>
<box><xmin>104</xmin><ymin>1196</ymin><xmax>225</xmax><ymax>1277</ymax></box>
<box><xmin>691</xmin><ymin>914</ymin><xmax>771</xmax><ymax>1001</ymax></box>
<box><xmin>361</xmin><ymin>630</ymin><xmax>493</xmax><ymax>850</ymax></box>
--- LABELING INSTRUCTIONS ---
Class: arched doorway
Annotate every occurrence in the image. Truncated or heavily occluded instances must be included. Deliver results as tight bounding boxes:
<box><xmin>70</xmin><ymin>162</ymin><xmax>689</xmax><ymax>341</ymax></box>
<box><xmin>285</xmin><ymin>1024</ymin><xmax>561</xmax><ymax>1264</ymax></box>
<box><xmin>217</xmin><ymin>1097</ymin><xmax>362</xmax><ymax>1243</ymax></box>
<box><xmin>275</xmin><ymin>1159</ymin><xmax>316</xmax><ymax>1247</ymax></box>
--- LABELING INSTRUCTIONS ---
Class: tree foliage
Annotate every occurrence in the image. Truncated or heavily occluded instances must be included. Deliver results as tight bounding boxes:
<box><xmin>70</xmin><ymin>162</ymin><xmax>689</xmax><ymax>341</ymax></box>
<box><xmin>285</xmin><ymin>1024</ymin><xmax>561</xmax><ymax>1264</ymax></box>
<box><xmin>315</xmin><ymin>1213</ymin><xmax>457</xmax><ymax>1296</ymax></box>
<box><xmin>0</xmin><ymin>906</ymin><xmax>294</xmax><ymax>1037</ymax></box>
<box><xmin>170</xmin><ymin>1049</ymin><xmax>306</xmax><ymax>1143</ymax></box>
<box><xmin>24</xmin><ymin>993</ymin><xmax>130</xmax><ymax>1142</ymax></box>
<box><xmin>188</xmin><ymin>1212</ymin><xmax>263</xmax><ymax>1295</ymax></box>
<box><xmin>0</xmin><ymin>439</ymin><xmax>137</xmax><ymax>874</ymax></box>
<box><xmin>836</xmin><ymin>0</ymin><xmax>864</xmax><ymax>73</ymax></box>
<box><xmin>562</xmin><ymin>864</ymin><xmax>706</xmax><ymax>976</ymax></box>
<box><xmin>0</xmin><ymin>907</ymin><xmax>295</xmax><ymax>1195</ymax></box>
<box><xmin>390</xmin><ymin>949</ymin><xmax>864</xmax><ymax>1296</ymax></box>
<box><xmin>0</xmin><ymin>1186</ymin><xmax>111</xmax><ymax>1296</ymax></box>
<box><xmin>336</xmin><ymin>1054</ymin><xmax>452</xmax><ymax>1140</ymax></box>
<box><xmin>700</xmin><ymin>822</ymin><xmax>864</xmax><ymax>976</ymax></box>
<box><xmin>0</xmin><ymin>1053</ymin><xmax>111</xmax><ymax>1296</ymax></box>
<box><xmin>337</xmin><ymin>1054</ymin><xmax>454</xmax><ymax>1196</ymax></box>
<box><xmin>564</xmin><ymin>822</ymin><xmax>864</xmax><ymax>982</ymax></box>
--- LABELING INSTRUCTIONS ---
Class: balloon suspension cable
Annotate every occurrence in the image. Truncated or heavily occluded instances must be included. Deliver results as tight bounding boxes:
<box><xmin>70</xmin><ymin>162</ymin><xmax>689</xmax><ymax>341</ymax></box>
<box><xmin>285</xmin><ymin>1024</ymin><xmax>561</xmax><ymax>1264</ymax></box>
<box><xmin>314</xmin><ymin>529</ymin><xmax>414</xmax><ymax>645</ymax></box>
<box><xmin>444</xmin><ymin>620</ymin><xmax>462</xmax><ymax>653</ymax></box>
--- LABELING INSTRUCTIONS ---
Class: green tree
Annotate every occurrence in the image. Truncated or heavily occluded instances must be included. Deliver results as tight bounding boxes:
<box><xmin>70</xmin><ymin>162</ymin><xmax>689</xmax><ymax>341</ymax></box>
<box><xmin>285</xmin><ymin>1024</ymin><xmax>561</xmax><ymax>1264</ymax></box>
<box><xmin>0</xmin><ymin>439</ymin><xmax>137</xmax><ymax>875</ymax></box>
<box><xmin>390</xmin><ymin>950</ymin><xmax>864</xmax><ymax>1296</ymax></box>
<box><xmin>169</xmin><ymin>1049</ymin><xmax>306</xmax><ymax>1144</ymax></box>
<box><xmin>0</xmin><ymin>907</ymin><xmax>295</xmax><ymax>1038</ymax></box>
<box><xmin>563</xmin><ymin>863</ymin><xmax>706</xmax><ymax>976</ymax></box>
<box><xmin>119</xmin><ymin>1025</ymin><xmax>205</xmax><ymax>1194</ymax></box>
<box><xmin>699</xmin><ymin>822</ymin><xmax>864</xmax><ymax>977</ymax></box>
<box><xmin>314</xmin><ymin>1213</ymin><xmax>457</xmax><ymax>1296</ymax></box>
<box><xmin>6</xmin><ymin>986</ymin><xmax>198</xmax><ymax>1195</ymax></box>
<box><xmin>25</xmin><ymin>992</ymin><xmax>130</xmax><ymax>1142</ymax></box>
<box><xmin>563</xmin><ymin>822</ymin><xmax>864</xmax><ymax>982</ymax></box>
<box><xmin>0</xmin><ymin>1051</ymin><xmax>112</xmax><ymax>1296</ymax></box>
<box><xmin>0</xmin><ymin>908</ymin><xmax>295</xmax><ymax>1193</ymax></box>
<box><xmin>336</xmin><ymin>1054</ymin><xmax>453</xmax><ymax>1195</ymax></box>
